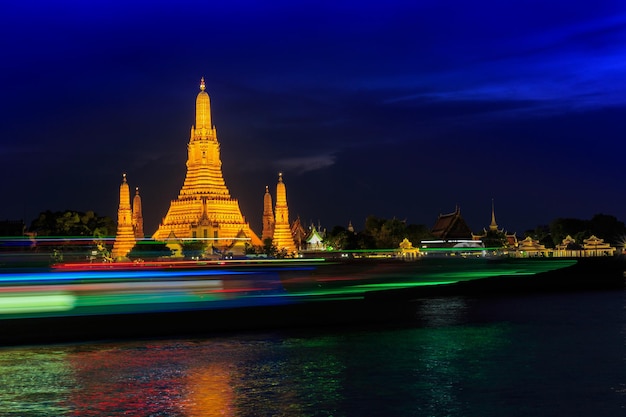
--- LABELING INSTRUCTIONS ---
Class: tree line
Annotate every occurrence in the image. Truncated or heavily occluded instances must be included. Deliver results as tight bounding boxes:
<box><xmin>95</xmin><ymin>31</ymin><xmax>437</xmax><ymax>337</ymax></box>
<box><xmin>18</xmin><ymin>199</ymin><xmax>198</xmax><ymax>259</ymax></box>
<box><xmin>6</xmin><ymin>210</ymin><xmax>624</xmax><ymax>260</ymax></box>
<box><xmin>524</xmin><ymin>214</ymin><xmax>626</xmax><ymax>248</ymax></box>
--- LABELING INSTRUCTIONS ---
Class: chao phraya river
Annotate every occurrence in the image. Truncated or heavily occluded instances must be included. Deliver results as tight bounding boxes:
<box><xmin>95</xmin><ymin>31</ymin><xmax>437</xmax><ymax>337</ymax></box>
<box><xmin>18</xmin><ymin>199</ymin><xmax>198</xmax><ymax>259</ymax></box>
<box><xmin>1</xmin><ymin>285</ymin><xmax>625</xmax><ymax>416</ymax></box>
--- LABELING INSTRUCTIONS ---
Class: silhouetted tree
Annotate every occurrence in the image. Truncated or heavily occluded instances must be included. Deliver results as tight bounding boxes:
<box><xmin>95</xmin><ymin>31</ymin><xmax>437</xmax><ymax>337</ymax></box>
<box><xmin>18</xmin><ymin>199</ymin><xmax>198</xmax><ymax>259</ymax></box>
<box><xmin>29</xmin><ymin>210</ymin><xmax>115</xmax><ymax>237</ymax></box>
<box><xmin>588</xmin><ymin>214</ymin><xmax>626</xmax><ymax>245</ymax></box>
<box><xmin>327</xmin><ymin>216</ymin><xmax>432</xmax><ymax>250</ymax></box>
<box><xmin>549</xmin><ymin>218</ymin><xmax>588</xmax><ymax>247</ymax></box>
<box><xmin>325</xmin><ymin>226</ymin><xmax>358</xmax><ymax>250</ymax></box>
<box><xmin>481</xmin><ymin>229</ymin><xmax>509</xmax><ymax>249</ymax></box>
<box><xmin>261</xmin><ymin>238</ymin><xmax>278</xmax><ymax>258</ymax></box>
<box><xmin>28</xmin><ymin>210</ymin><xmax>116</xmax><ymax>262</ymax></box>
<box><xmin>127</xmin><ymin>241</ymin><xmax>172</xmax><ymax>260</ymax></box>
<box><xmin>376</xmin><ymin>218</ymin><xmax>406</xmax><ymax>249</ymax></box>
<box><xmin>524</xmin><ymin>225</ymin><xmax>553</xmax><ymax>248</ymax></box>
<box><xmin>405</xmin><ymin>224</ymin><xmax>434</xmax><ymax>246</ymax></box>
<box><xmin>181</xmin><ymin>240</ymin><xmax>207</xmax><ymax>259</ymax></box>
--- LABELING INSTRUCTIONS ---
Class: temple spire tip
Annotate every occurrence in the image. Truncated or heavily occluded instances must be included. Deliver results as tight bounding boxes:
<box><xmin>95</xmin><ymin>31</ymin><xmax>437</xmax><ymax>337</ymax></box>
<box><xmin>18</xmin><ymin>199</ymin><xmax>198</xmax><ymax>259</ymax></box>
<box><xmin>200</xmin><ymin>77</ymin><xmax>206</xmax><ymax>91</ymax></box>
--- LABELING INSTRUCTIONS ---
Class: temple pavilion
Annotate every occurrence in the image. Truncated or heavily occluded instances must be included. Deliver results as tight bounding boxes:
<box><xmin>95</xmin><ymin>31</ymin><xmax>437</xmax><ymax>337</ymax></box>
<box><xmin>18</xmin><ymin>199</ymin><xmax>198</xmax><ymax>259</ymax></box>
<box><xmin>152</xmin><ymin>78</ymin><xmax>262</xmax><ymax>250</ymax></box>
<box><xmin>430</xmin><ymin>206</ymin><xmax>473</xmax><ymax>240</ymax></box>
<box><xmin>582</xmin><ymin>235</ymin><xmax>615</xmax><ymax>256</ymax></box>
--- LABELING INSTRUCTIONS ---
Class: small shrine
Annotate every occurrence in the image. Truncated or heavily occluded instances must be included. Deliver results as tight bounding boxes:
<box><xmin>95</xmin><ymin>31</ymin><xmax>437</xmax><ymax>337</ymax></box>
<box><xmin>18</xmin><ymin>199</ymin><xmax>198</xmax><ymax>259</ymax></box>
<box><xmin>516</xmin><ymin>236</ymin><xmax>548</xmax><ymax>257</ymax></box>
<box><xmin>398</xmin><ymin>238</ymin><xmax>420</xmax><ymax>260</ymax></box>
<box><xmin>582</xmin><ymin>235</ymin><xmax>615</xmax><ymax>257</ymax></box>
<box><xmin>554</xmin><ymin>235</ymin><xmax>582</xmax><ymax>257</ymax></box>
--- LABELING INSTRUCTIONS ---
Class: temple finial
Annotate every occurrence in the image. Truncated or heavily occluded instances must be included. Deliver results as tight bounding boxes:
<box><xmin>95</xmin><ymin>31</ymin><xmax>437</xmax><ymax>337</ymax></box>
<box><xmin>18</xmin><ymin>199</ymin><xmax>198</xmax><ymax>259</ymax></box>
<box><xmin>200</xmin><ymin>77</ymin><xmax>206</xmax><ymax>91</ymax></box>
<box><xmin>122</xmin><ymin>173</ymin><xmax>127</xmax><ymax>183</ymax></box>
<box><xmin>136</xmin><ymin>186</ymin><xmax>140</xmax><ymax>195</ymax></box>
<box><xmin>278</xmin><ymin>172</ymin><xmax>283</xmax><ymax>182</ymax></box>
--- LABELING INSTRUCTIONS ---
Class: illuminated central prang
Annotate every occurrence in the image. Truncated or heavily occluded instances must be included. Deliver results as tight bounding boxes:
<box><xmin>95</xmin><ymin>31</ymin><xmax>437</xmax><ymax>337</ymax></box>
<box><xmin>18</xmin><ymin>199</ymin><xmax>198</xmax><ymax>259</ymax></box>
<box><xmin>152</xmin><ymin>79</ymin><xmax>262</xmax><ymax>249</ymax></box>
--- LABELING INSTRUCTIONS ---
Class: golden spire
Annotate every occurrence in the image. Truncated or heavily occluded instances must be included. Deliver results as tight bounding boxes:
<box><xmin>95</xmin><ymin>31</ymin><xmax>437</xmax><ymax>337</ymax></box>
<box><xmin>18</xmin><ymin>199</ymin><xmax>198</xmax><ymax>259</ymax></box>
<box><xmin>262</xmin><ymin>185</ymin><xmax>275</xmax><ymax>241</ymax></box>
<box><xmin>195</xmin><ymin>77</ymin><xmax>211</xmax><ymax>132</ymax></box>
<box><xmin>153</xmin><ymin>80</ymin><xmax>262</xmax><ymax>248</ymax></box>
<box><xmin>112</xmin><ymin>174</ymin><xmax>136</xmax><ymax>260</ymax></box>
<box><xmin>489</xmin><ymin>198</ymin><xmax>498</xmax><ymax>231</ymax></box>
<box><xmin>132</xmin><ymin>186</ymin><xmax>144</xmax><ymax>239</ymax></box>
<box><xmin>273</xmin><ymin>172</ymin><xmax>296</xmax><ymax>254</ymax></box>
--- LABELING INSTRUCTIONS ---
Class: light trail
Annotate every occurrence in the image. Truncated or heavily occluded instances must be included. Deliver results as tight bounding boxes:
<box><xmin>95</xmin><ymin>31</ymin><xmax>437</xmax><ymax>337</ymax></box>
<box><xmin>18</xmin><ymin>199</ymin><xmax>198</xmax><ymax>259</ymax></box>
<box><xmin>0</xmin><ymin>258</ymin><xmax>577</xmax><ymax>320</ymax></box>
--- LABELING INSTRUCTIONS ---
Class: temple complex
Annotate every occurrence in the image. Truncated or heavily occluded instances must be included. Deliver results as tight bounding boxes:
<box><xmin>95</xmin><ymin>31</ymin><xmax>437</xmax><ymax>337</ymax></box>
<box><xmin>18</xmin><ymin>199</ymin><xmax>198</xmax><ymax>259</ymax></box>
<box><xmin>112</xmin><ymin>174</ymin><xmax>136</xmax><ymax>260</ymax></box>
<box><xmin>152</xmin><ymin>78</ymin><xmax>262</xmax><ymax>249</ymax></box>
<box><xmin>271</xmin><ymin>173</ymin><xmax>297</xmax><ymax>254</ymax></box>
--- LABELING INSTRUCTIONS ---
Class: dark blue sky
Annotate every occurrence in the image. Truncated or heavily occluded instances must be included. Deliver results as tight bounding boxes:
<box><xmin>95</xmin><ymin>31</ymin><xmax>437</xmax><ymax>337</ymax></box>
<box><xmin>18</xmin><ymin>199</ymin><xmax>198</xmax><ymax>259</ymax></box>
<box><xmin>2</xmin><ymin>0</ymin><xmax>626</xmax><ymax>236</ymax></box>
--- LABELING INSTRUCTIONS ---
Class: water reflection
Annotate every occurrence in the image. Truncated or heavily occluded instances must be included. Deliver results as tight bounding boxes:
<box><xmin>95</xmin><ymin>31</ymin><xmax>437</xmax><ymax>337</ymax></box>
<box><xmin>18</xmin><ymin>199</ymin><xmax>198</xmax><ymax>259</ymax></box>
<box><xmin>0</xmin><ymin>325</ymin><xmax>511</xmax><ymax>416</ymax></box>
<box><xmin>0</xmin><ymin>291</ymin><xmax>624</xmax><ymax>416</ymax></box>
<box><xmin>185</xmin><ymin>362</ymin><xmax>235</xmax><ymax>416</ymax></box>
<box><xmin>0</xmin><ymin>348</ymin><xmax>74</xmax><ymax>416</ymax></box>
<box><xmin>416</xmin><ymin>296</ymin><xmax>469</xmax><ymax>327</ymax></box>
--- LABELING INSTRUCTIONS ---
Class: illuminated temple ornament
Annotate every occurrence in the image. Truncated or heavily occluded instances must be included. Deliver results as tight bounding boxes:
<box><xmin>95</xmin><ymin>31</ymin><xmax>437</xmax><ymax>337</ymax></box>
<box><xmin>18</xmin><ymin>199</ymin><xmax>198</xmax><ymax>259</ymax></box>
<box><xmin>272</xmin><ymin>173</ymin><xmax>297</xmax><ymax>254</ymax></box>
<box><xmin>262</xmin><ymin>185</ymin><xmax>275</xmax><ymax>241</ymax></box>
<box><xmin>152</xmin><ymin>78</ymin><xmax>262</xmax><ymax>249</ymax></box>
<box><xmin>132</xmin><ymin>187</ymin><xmax>144</xmax><ymax>239</ymax></box>
<box><xmin>112</xmin><ymin>174</ymin><xmax>136</xmax><ymax>260</ymax></box>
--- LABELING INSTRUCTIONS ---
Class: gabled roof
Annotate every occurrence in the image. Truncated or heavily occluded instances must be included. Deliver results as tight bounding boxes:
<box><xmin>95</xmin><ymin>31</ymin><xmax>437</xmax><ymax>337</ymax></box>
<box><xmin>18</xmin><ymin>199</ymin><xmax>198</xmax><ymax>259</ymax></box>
<box><xmin>431</xmin><ymin>207</ymin><xmax>473</xmax><ymax>240</ymax></box>
<box><xmin>583</xmin><ymin>235</ymin><xmax>612</xmax><ymax>248</ymax></box>
<box><xmin>291</xmin><ymin>216</ymin><xmax>307</xmax><ymax>242</ymax></box>
<box><xmin>518</xmin><ymin>236</ymin><xmax>546</xmax><ymax>250</ymax></box>
<box><xmin>306</xmin><ymin>225</ymin><xmax>325</xmax><ymax>245</ymax></box>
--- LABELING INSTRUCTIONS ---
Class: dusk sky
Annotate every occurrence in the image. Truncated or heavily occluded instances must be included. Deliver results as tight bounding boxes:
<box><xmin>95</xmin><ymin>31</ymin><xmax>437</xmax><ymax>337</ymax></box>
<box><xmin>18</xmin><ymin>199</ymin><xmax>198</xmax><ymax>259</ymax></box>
<box><xmin>2</xmin><ymin>1</ymin><xmax>626</xmax><ymax>237</ymax></box>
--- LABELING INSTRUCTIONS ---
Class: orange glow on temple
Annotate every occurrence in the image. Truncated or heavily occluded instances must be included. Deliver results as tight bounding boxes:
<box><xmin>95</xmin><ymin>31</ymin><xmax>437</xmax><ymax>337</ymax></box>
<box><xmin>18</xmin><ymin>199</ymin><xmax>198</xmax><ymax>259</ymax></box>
<box><xmin>152</xmin><ymin>79</ymin><xmax>262</xmax><ymax>251</ymax></box>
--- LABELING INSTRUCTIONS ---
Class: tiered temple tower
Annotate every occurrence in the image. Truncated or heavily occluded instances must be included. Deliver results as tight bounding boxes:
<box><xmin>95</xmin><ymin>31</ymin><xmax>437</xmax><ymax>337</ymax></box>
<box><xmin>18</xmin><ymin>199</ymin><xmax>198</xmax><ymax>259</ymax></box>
<box><xmin>152</xmin><ymin>78</ymin><xmax>262</xmax><ymax>248</ymax></box>
<box><xmin>132</xmin><ymin>187</ymin><xmax>144</xmax><ymax>239</ymax></box>
<box><xmin>112</xmin><ymin>174</ymin><xmax>136</xmax><ymax>260</ymax></box>
<box><xmin>272</xmin><ymin>173</ymin><xmax>296</xmax><ymax>254</ymax></box>
<box><xmin>262</xmin><ymin>185</ymin><xmax>275</xmax><ymax>241</ymax></box>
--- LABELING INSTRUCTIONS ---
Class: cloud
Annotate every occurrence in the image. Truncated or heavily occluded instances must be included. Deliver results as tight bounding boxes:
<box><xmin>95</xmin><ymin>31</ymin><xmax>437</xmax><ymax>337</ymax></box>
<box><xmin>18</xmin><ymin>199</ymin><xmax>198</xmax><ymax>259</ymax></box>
<box><xmin>274</xmin><ymin>153</ymin><xmax>337</xmax><ymax>174</ymax></box>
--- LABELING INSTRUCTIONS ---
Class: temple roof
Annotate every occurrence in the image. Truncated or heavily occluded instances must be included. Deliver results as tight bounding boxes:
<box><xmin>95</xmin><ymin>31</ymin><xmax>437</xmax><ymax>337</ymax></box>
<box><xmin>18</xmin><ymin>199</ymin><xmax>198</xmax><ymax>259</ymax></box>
<box><xmin>431</xmin><ymin>206</ymin><xmax>473</xmax><ymax>240</ymax></box>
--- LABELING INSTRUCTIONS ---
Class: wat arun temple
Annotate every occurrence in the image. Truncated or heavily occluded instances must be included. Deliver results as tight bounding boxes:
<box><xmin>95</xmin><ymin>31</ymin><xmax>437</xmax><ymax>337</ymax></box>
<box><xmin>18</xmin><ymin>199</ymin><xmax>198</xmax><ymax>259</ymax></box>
<box><xmin>112</xmin><ymin>78</ymin><xmax>298</xmax><ymax>259</ymax></box>
<box><xmin>152</xmin><ymin>77</ymin><xmax>262</xmax><ymax>247</ymax></box>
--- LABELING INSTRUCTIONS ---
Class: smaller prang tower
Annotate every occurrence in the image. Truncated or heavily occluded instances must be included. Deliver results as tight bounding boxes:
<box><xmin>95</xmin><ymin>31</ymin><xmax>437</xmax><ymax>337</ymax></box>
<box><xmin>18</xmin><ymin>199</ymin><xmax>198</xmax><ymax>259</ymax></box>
<box><xmin>112</xmin><ymin>174</ymin><xmax>136</xmax><ymax>260</ymax></box>
<box><xmin>271</xmin><ymin>173</ymin><xmax>296</xmax><ymax>254</ymax></box>
<box><xmin>262</xmin><ymin>185</ymin><xmax>275</xmax><ymax>241</ymax></box>
<box><xmin>132</xmin><ymin>187</ymin><xmax>144</xmax><ymax>239</ymax></box>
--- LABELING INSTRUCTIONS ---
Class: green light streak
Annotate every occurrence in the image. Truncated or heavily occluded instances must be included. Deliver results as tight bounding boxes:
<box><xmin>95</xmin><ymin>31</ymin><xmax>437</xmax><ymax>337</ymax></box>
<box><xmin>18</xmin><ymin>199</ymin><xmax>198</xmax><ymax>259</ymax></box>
<box><xmin>0</xmin><ymin>293</ymin><xmax>75</xmax><ymax>314</ymax></box>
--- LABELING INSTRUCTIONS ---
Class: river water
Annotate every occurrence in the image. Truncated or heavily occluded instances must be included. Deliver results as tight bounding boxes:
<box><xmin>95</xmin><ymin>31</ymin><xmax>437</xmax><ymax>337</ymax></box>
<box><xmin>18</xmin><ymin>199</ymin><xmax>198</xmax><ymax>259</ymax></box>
<box><xmin>0</xmin><ymin>289</ymin><xmax>624</xmax><ymax>416</ymax></box>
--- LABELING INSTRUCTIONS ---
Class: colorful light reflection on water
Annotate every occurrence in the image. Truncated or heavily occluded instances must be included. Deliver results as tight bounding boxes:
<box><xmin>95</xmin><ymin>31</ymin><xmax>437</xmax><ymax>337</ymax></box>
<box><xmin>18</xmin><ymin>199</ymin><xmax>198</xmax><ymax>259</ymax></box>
<box><xmin>0</xmin><ymin>290</ymin><xmax>624</xmax><ymax>416</ymax></box>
